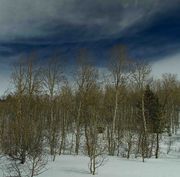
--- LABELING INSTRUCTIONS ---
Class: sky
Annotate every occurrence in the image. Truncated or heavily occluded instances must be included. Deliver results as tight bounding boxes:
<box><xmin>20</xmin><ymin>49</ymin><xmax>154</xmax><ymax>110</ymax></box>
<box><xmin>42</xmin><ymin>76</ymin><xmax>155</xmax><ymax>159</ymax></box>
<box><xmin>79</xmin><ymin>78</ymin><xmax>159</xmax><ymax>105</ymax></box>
<box><xmin>0</xmin><ymin>0</ymin><xmax>180</xmax><ymax>94</ymax></box>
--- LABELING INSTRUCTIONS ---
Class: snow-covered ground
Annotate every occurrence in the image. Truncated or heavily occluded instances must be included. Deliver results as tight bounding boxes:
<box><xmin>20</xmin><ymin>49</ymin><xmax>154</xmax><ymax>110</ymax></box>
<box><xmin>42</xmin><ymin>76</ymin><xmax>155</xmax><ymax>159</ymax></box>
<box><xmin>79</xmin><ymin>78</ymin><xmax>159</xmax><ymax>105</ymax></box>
<box><xmin>1</xmin><ymin>147</ymin><xmax>180</xmax><ymax>177</ymax></box>
<box><xmin>35</xmin><ymin>155</ymin><xmax>180</xmax><ymax>177</ymax></box>
<box><xmin>1</xmin><ymin>132</ymin><xmax>180</xmax><ymax>177</ymax></box>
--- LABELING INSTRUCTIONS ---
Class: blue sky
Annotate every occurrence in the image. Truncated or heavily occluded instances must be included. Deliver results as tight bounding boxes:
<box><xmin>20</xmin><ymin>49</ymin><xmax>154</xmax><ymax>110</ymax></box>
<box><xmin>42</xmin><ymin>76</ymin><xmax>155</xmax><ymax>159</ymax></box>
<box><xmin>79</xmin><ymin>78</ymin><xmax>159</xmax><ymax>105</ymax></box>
<box><xmin>0</xmin><ymin>0</ymin><xmax>180</xmax><ymax>94</ymax></box>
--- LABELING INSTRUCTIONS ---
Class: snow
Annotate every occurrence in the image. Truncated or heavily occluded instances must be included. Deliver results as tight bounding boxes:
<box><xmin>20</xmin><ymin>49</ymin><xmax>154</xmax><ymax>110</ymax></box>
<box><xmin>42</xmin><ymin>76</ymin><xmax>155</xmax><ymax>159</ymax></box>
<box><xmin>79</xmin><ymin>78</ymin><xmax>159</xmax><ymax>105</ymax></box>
<box><xmin>34</xmin><ymin>155</ymin><xmax>180</xmax><ymax>177</ymax></box>
<box><xmin>1</xmin><ymin>132</ymin><xmax>180</xmax><ymax>177</ymax></box>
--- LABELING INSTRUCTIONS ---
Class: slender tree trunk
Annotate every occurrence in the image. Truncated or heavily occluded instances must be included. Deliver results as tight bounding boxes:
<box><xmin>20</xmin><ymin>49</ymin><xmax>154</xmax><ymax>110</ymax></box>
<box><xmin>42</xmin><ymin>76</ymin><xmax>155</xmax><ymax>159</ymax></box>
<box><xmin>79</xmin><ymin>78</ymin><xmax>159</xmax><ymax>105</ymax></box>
<box><xmin>75</xmin><ymin>101</ymin><xmax>82</xmax><ymax>155</ymax></box>
<box><xmin>59</xmin><ymin>112</ymin><xmax>66</xmax><ymax>155</ymax></box>
<box><xmin>135</xmin><ymin>132</ymin><xmax>142</xmax><ymax>158</ymax></box>
<box><xmin>92</xmin><ymin>155</ymin><xmax>96</xmax><ymax>175</ymax></box>
<box><xmin>20</xmin><ymin>148</ymin><xmax>26</xmax><ymax>164</ymax></box>
<box><xmin>109</xmin><ymin>90</ymin><xmax>118</xmax><ymax>156</ymax></box>
<box><xmin>149</xmin><ymin>134</ymin><xmax>155</xmax><ymax>158</ymax></box>
<box><xmin>155</xmin><ymin>133</ymin><xmax>159</xmax><ymax>159</ymax></box>
<box><xmin>127</xmin><ymin>134</ymin><xmax>132</xmax><ymax>159</ymax></box>
<box><xmin>84</xmin><ymin>124</ymin><xmax>91</xmax><ymax>156</ymax></box>
<box><xmin>141</xmin><ymin>133</ymin><xmax>146</xmax><ymax>162</ymax></box>
<box><xmin>112</xmin><ymin>90</ymin><xmax>118</xmax><ymax>137</ymax></box>
<box><xmin>141</xmin><ymin>93</ymin><xmax>148</xmax><ymax>162</ymax></box>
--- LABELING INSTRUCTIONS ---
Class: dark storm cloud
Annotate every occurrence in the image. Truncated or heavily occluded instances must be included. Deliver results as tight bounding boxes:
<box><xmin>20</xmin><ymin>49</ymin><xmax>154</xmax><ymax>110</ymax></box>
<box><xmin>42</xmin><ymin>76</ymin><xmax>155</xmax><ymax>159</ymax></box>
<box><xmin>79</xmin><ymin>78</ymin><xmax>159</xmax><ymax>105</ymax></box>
<box><xmin>0</xmin><ymin>0</ymin><xmax>178</xmax><ymax>60</ymax></box>
<box><xmin>0</xmin><ymin>0</ymin><xmax>179</xmax><ymax>64</ymax></box>
<box><xmin>0</xmin><ymin>0</ymin><xmax>179</xmax><ymax>43</ymax></box>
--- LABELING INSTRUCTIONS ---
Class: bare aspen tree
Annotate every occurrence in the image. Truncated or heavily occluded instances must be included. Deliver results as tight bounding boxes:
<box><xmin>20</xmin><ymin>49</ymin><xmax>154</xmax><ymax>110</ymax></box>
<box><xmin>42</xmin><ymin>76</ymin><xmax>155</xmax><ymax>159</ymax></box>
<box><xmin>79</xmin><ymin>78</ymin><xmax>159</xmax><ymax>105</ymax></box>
<box><xmin>131</xmin><ymin>60</ymin><xmax>151</xmax><ymax>162</ymax></box>
<box><xmin>107</xmin><ymin>44</ymin><xmax>129</xmax><ymax>155</ymax></box>
<box><xmin>11</xmin><ymin>58</ymin><xmax>27</xmax><ymax>164</ymax></box>
<box><xmin>58</xmin><ymin>83</ymin><xmax>73</xmax><ymax>155</ymax></box>
<box><xmin>3</xmin><ymin>150</ymin><xmax>47</xmax><ymax>177</ymax></box>
<box><xmin>42</xmin><ymin>58</ymin><xmax>64</xmax><ymax>161</ymax></box>
<box><xmin>121</xmin><ymin>89</ymin><xmax>137</xmax><ymax>159</ymax></box>
<box><xmin>77</xmin><ymin>64</ymin><xmax>106</xmax><ymax>175</ymax></box>
<box><xmin>73</xmin><ymin>49</ymin><xmax>98</xmax><ymax>155</ymax></box>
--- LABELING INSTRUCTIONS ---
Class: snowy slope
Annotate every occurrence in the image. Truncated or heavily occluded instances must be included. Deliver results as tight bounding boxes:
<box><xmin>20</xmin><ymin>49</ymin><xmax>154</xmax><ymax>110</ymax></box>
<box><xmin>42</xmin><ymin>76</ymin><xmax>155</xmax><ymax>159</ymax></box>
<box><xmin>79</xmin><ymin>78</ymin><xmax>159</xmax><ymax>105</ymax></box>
<box><xmin>1</xmin><ymin>132</ymin><xmax>180</xmax><ymax>177</ymax></box>
<box><xmin>36</xmin><ymin>155</ymin><xmax>180</xmax><ymax>177</ymax></box>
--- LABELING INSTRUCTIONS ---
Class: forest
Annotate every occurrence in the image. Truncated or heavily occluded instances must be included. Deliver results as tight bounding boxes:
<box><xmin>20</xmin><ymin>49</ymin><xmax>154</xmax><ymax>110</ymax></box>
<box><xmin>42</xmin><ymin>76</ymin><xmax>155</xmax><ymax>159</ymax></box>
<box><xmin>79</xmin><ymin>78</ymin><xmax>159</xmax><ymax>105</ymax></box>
<box><xmin>0</xmin><ymin>45</ymin><xmax>179</xmax><ymax>176</ymax></box>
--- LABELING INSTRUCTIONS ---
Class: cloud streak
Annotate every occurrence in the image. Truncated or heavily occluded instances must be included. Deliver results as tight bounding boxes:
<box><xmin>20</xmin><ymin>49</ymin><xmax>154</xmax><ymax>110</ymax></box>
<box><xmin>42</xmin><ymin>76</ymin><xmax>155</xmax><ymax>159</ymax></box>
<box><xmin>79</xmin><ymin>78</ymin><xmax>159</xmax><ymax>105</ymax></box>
<box><xmin>0</xmin><ymin>0</ymin><xmax>179</xmax><ymax>43</ymax></box>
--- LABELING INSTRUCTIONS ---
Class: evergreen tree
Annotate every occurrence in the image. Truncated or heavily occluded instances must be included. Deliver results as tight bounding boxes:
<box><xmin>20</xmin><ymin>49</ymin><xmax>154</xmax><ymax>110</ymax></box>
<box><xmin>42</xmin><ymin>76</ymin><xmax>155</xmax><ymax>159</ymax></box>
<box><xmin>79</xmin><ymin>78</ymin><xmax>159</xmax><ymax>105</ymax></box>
<box><xmin>144</xmin><ymin>85</ymin><xmax>162</xmax><ymax>134</ymax></box>
<box><xmin>144</xmin><ymin>85</ymin><xmax>164</xmax><ymax>158</ymax></box>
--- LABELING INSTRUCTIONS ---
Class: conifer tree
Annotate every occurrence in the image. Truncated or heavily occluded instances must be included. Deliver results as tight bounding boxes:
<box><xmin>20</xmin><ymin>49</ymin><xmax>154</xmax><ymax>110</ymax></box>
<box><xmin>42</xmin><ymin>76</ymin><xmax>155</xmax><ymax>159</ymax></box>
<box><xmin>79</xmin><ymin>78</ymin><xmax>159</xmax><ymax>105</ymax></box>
<box><xmin>143</xmin><ymin>85</ymin><xmax>163</xmax><ymax>158</ymax></box>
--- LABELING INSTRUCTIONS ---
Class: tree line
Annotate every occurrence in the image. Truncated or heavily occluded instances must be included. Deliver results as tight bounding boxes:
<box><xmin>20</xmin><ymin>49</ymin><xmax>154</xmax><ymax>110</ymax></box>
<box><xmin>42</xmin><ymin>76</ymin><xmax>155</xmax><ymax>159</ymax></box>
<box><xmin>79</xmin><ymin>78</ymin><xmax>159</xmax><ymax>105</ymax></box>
<box><xmin>0</xmin><ymin>45</ymin><xmax>179</xmax><ymax>176</ymax></box>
